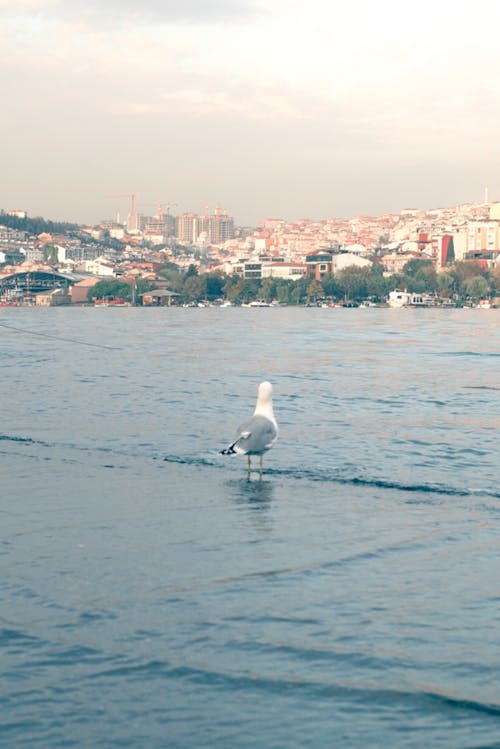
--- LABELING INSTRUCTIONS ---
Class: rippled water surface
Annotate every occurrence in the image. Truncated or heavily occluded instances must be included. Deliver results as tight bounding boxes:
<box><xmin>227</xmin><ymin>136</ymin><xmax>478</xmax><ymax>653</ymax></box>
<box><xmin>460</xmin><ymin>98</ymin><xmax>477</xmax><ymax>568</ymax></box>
<box><xmin>1</xmin><ymin>307</ymin><xmax>499</xmax><ymax>748</ymax></box>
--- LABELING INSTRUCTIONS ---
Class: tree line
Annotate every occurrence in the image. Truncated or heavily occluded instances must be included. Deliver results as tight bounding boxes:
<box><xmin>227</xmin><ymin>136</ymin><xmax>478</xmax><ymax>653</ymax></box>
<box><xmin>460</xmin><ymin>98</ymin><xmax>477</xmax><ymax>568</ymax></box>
<box><xmin>0</xmin><ymin>211</ymin><xmax>78</xmax><ymax>236</ymax></box>
<box><xmin>87</xmin><ymin>258</ymin><xmax>499</xmax><ymax>306</ymax></box>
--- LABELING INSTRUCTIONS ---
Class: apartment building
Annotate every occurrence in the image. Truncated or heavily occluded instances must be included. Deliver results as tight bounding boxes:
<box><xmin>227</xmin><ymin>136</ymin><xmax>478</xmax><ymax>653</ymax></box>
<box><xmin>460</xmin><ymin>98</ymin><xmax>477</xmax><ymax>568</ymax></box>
<box><xmin>466</xmin><ymin>221</ymin><xmax>499</xmax><ymax>255</ymax></box>
<box><xmin>177</xmin><ymin>211</ymin><xmax>235</xmax><ymax>245</ymax></box>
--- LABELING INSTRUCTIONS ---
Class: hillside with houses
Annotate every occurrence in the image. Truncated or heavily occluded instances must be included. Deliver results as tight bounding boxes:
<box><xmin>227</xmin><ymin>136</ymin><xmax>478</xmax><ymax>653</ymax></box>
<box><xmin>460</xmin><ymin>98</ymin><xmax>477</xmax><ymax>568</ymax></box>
<box><xmin>0</xmin><ymin>202</ymin><xmax>499</xmax><ymax>308</ymax></box>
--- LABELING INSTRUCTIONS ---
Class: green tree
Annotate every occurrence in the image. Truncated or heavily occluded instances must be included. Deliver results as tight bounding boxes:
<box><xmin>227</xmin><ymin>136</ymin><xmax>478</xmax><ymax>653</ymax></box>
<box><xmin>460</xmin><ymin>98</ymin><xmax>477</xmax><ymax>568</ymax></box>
<box><xmin>0</xmin><ymin>210</ymin><xmax>78</xmax><ymax>235</ymax></box>
<box><xmin>335</xmin><ymin>267</ymin><xmax>369</xmax><ymax>301</ymax></box>
<box><xmin>321</xmin><ymin>272</ymin><xmax>341</xmax><ymax>299</ymax></box>
<box><xmin>133</xmin><ymin>278</ymin><xmax>154</xmax><ymax>304</ymax></box>
<box><xmin>290</xmin><ymin>286</ymin><xmax>302</xmax><ymax>305</ymax></box>
<box><xmin>158</xmin><ymin>266</ymin><xmax>183</xmax><ymax>293</ymax></box>
<box><xmin>290</xmin><ymin>277</ymin><xmax>308</xmax><ymax>305</ymax></box>
<box><xmin>224</xmin><ymin>278</ymin><xmax>259</xmax><ymax>304</ymax></box>
<box><xmin>454</xmin><ymin>260</ymin><xmax>488</xmax><ymax>285</ymax></box>
<box><xmin>223</xmin><ymin>276</ymin><xmax>241</xmax><ymax>302</ymax></box>
<box><xmin>412</xmin><ymin>265</ymin><xmax>438</xmax><ymax>293</ymax></box>
<box><xmin>306</xmin><ymin>279</ymin><xmax>324</xmax><ymax>302</ymax></box>
<box><xmin>490</xmin><ymin>267</ymin><xmax>500</xmax><ymax>296</ymax></box>
<box><xmin>238</xmin><ymin>279</ymin><xmax>260</xmax><ymax>303</ymax></box>
<box><xmin>182</xmin><ymin>274</ymin><xmax>205</xmax><ymax>302</ymax></box>
<box><xmin>451</xmin><ymin>262</ymin><xmax>491</xmax><ymax>301</ymax></box>
<box><xmin>400</xmin><ymin>259</ymin><xmax>435</xmax><ymax>292</ymax></box>
<box><xmin>87</xmin><ymin>279</ymin><xmax>132</xmax><ymax>302</ymax></box>
<box><xmin>202</xmin><ymin>271</ymin><xmax>227</xmax><ymax>300</ymax></box>
<box><xmin>42</xmin><ymin>244</ymin><xmax>59</xmax><ymax>264</ymax></box>
<box><xmin>366</xmin><ymin>266</ymin><xmax>391</xmax><ymax>301</ymax></box>
<box><xmin>437</xmin><ymin>271</ymin><xmax>456</xmax><ymax>298</ymax></box>
<box><xmin>276</xmin><ymin>282</ymin><xmax>291</xmax><ymax>304</ymax></box>
<box><xmin>465</xmin><ymin>275</ymin><xmax>490</xmax><ymax>302</ymax></box>
<box><xmin>159</xmin><ymin>261</ymin><xmax>180</xmax><ymax>274</ymax></box>
<box><xmin>259</xmin><ymin>277</ymin><xmax>277</xmax><ymax>302</ymax></box>
<box><xmin>402</xmin><ymin>258</ymin><xmax>434</xmax><ymax>278</ymax></box>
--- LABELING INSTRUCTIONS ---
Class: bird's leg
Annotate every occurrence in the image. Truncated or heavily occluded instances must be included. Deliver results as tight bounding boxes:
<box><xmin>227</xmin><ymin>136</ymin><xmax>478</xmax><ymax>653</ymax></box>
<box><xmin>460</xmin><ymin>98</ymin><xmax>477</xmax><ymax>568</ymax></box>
<box><xmin>247</xmin><ymin>455</ymin><xmax>251</xmax><ymax>479</ymax></box>
<box><xmin>259</xmin><ymin>455</ymin><xmax>264</xmax><ymax>480</ymax></box>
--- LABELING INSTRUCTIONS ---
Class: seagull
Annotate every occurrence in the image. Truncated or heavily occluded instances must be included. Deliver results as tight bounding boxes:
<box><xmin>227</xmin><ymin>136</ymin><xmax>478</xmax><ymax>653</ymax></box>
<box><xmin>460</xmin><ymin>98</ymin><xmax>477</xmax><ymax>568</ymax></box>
<box><xmin>221</xmin><ymin>381</ymin><xmax>278</xmax><ymax>479</ymax></box>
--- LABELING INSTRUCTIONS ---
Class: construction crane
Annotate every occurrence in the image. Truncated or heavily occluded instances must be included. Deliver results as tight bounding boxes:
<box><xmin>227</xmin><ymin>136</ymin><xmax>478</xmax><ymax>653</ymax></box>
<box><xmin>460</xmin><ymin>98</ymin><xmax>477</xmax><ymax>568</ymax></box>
<box><xmin>155</xmin><ymin>201</ymin><xmax>178</xmax><ymax>219</ymax></box>
<box><xmin>109</xmin><ymin>193</ymin><xmax>139</xmax><ymax>220</ymax></box>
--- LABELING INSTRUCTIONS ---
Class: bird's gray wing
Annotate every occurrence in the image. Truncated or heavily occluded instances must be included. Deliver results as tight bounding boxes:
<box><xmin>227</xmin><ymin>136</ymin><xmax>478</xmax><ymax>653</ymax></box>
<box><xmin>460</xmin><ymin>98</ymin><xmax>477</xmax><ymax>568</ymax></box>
<box><xmin>234</xmin><ymin>415</ymin><xmax>277</xmax><ymax>454</ymax></box>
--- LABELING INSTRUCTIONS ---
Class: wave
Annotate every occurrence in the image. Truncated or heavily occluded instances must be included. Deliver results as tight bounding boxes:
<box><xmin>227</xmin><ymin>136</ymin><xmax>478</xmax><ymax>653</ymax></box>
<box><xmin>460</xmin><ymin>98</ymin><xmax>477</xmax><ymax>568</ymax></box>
<box><xmin>2</xmin><ymin>432</ymin><xmax>497</xmax><ymax>501</ymax></box>
<box><xmin>162</xmin><ymin>454</ymin><xmax>221</xmax><ymax>468</ymax></box>
<box><xmin>0</xmin><ymin>434</ymin><xmax>44</xmax><ymax>445</ymax></box>
<box><xmin>464</xmin><ymin>385</ymin><xmax>500</xmax><ymax>391</ymax></box>
<box><xmin>82</xmin><ymin>656</ymin><xmax>500</xmax><ymax>717</ymax></box>
<box><xmin>0</xmin><ymin>627</ymin><xmax>41</xmax><ymax>647</ymax></box>
<box><xmin>163</xmin><ymin>454</ymin><xmax>500</xmax><ymax>499</ymax></box>
<box><xmin>435</xmin><ymin>351</ymin><xmax>500</xmax><ymax>358</ymax></box>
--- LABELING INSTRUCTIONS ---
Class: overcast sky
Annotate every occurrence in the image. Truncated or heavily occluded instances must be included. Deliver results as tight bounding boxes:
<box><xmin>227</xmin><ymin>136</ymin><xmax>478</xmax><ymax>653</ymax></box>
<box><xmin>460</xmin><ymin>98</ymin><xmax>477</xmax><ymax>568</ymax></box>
<box><xmin>2</xmin><ymin>0</ymin><xmax>500</xmax><ymax>226</ymax></box>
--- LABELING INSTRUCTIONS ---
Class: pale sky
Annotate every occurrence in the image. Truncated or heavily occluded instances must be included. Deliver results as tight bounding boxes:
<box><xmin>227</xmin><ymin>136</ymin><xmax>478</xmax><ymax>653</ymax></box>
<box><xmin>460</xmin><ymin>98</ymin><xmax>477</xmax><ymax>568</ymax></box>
<box><xmin>2</xmin><ymin>0</ymin><xmax>500</xmax><ymax>226</ymax></box>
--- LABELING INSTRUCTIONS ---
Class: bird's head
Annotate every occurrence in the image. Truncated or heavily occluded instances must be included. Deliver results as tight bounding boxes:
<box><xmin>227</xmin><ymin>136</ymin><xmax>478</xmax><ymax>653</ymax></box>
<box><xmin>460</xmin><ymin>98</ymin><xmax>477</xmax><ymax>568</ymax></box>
<box><xmin>257</xmin><ymin>381</ymin><xmax>273</xmax><ymax>403</ymax></box>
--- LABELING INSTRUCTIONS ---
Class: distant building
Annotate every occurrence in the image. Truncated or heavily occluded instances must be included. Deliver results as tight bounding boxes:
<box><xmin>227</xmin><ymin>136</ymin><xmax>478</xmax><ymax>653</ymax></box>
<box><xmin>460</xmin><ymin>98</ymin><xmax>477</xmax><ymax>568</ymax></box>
<box><xmin>344</xmin><ymin>243</ymin><xmax>370</xmax><ymax>255</ymax></box>
<box><xmin>261</xmin><ymin>262</ymin><xmax>306</xmax><ymax>280</ymax></box>
<box><xmin>243</xmin><ymin>262</ymin><xmax>262</xmax><ymax>279</ymax></box>
<box><xmin>489</xmin><ymin>202</ymin><xmax>500</xmax><ymax>221</ymax></box>
<box><xmin>451</xmin><ymin>228</ymin><xmax>468</xmax><ymax>260</ymax></box>
<box><xmin>70</xmin><ymin>277</ymin><xmax>99</xmax><ymax>304</ymax></box>
<box><xmin>177</xmin><ymin>209</ymin><xmax>234</xmax><ymax>245</ymax></box>
<box><xmin>466</xmin><ymin>220</ymin><xmax>500</xmax><ymax>258</ymax></box>
<box><xmin>305</xmin><ymin>250</ymin><xmax>333</xmax><ymax>280</ymax></box>
<box><xmin>380</xmin><ymin>252</ymin><xmax>422</xmax><ymax>274</ymax></box>
<box><xmin>260</xmin><ymin>219</ymin><xmax>286</xmax><ymax>231</ymax></box>
<box><xmin>430</xmin><ymin>235</ymin><xmax>454</xmax><ymax>268</ymax></box>
<box><xmin>177</xmin><ymin>213</ymin><xmax>199</xmax><ymax>244</ymax></box>
<box><xmin>24</xmin><ymin>248</ymin><xmax>43</xmax><ymax>263</ymax></box>
<box><xmin>331</xmin><ymin>254</ymin><xmax>372</xmax><ymax>271</ymax></box>
<box><xmin>35</xmin><ymin>288</ymin><xmax>70</xmax><ymax>306</ymax></box>
<box><xmin>141</xmin><ymin>289</ymin><xmax>179</xmax><ymax>306</ymax></box>
<box><xmin>127</xmin><ymin>212</ymin><xmax>141</xmax><ymax>234</ymax></box>
<box><xmin>1</xmin><ymin>250</ymin><xmax>25</xmax><ymax>265</ymax></box>
<box><xmin>78</xmin><ymin>258</ymin><xmax>115</xmax><ymax>276</ymax></box>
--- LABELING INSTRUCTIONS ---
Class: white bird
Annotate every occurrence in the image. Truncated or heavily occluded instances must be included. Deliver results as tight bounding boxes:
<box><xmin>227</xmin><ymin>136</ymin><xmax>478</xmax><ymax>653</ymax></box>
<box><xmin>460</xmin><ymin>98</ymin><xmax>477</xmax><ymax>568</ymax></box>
<box><xmin>221</xmin><ymin>381</ymin><xmax>278</xmax><ymax>479</ymax></box>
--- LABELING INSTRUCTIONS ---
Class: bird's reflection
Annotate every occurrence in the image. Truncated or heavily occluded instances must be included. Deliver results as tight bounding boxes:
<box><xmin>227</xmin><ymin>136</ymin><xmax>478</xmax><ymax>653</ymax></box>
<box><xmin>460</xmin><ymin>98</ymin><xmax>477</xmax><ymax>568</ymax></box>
<box><xmin>226</xmin><ymin>477</ymin><xmax>274</xmax><ymax>508</ymax></box>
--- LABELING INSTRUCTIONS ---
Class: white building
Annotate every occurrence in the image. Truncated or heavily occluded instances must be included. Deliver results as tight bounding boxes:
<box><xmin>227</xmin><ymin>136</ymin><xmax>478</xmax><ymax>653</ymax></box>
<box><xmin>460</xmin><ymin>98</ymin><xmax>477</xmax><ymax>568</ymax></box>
<box><xmin>332</xmin><ymin>253</ymin><xmax>372</xmax><ymax>272</ymax></box>
<box><xmin>344</xmin><ymin>243</ymin><xmax>370</xmax><ymax>255</ymax></box>
<box><xmin>261</xmin><ymin>262</ymin><xmax>306</xmax><ymax>280</ymax></box>
<box><xmin>78</xmin><ymin>257</ymin><xmax>115</xmax><ymax>276</ymax></box>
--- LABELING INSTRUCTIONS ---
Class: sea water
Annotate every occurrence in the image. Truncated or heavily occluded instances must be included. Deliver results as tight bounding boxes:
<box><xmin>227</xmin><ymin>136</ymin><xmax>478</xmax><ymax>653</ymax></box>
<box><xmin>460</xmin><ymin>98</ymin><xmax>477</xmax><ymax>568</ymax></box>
<box><xmin>1</xmin><ymin>307</ymin><xmax>499</xmax><ymax>748</ymax></box>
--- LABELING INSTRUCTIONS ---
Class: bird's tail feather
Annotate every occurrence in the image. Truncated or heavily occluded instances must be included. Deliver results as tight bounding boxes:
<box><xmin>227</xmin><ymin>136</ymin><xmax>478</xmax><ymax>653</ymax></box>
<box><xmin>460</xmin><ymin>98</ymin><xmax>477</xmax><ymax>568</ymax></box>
<box><xmin>221</xmin><ymin>441</ymin><xmax>238</xmax><ymax>455</ymax></box>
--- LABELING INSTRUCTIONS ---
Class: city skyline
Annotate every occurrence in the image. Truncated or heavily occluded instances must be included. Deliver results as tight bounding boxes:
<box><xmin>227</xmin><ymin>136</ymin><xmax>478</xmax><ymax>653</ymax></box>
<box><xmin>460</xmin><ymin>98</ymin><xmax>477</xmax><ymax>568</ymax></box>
<box><xmin>2</xmin><ymin>0</ymin><xmax>500</xmax><ymax>226</ymax></box>
<box><xmin>1</xmin><ymin>192</ymin><xmax>493</xmax><ymax>232</ymax></box>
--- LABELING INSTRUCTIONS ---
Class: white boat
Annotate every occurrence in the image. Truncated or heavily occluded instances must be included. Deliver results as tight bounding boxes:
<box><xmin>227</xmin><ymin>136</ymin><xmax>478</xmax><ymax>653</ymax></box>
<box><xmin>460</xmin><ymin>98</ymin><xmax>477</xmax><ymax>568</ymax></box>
<box><xmin>247</xmin><ymin>300</ymin><xmax>271</xmax><ymax>307</ymax></box>
<box><xmin>388</xmin><ymin>290</ymin><xmax>426</xmax><ymax>308</ymax></box>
